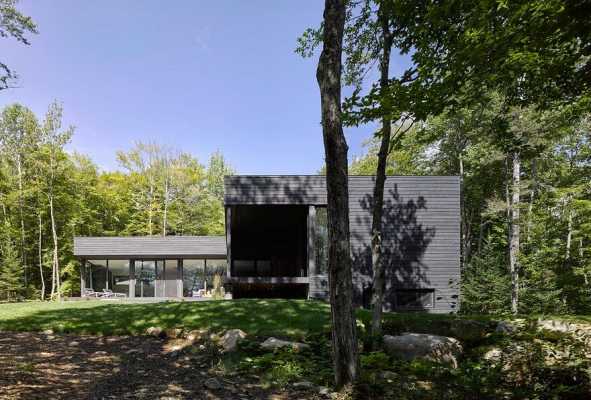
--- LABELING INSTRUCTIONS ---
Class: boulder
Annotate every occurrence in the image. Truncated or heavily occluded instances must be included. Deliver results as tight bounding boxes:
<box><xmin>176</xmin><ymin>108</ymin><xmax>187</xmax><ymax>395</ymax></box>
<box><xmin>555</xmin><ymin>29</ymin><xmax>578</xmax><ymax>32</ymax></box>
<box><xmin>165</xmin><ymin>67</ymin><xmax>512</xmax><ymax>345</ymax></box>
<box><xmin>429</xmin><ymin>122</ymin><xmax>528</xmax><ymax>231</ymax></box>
<box><xmin>145</xmin><ymin>326</ymin><xmax>165</xmax><ymax>338</ymax></box>
<box><xmin>537</xmin><ymin>319</ymin><xmax>572</xmax><ymax>333</ymax></box>
<box><xmin>383</xmin><ymin>333</ymin><xmax>463</xmax><ymax>368</ymax></box>
<box><xmin>483</xmin><ymin>347</ymin><xmax>503</xmax><ymax>363</ymax></box>
<box><xmin>496</xmin><ymin>321</ymin><xmax>518</xmax><ymax>334</ymax></box>
<box><xmin>220</xmin><ymin>329</ymin><xmax>247</xmax><ymax>352</ymax></box>
<box><xmin>292</xmin><ymin>381</ymin><xmax>314</xmax><ymax>390</ymax></box>
<box><xmin>261</xmin><ymin>337</ymin><xmax>310</xmax><ymax>352</ymax></box>
<box><xmin>204</xmin><ymin>377</ymin><xmax>222</xmax><ymax>390</ymax></box>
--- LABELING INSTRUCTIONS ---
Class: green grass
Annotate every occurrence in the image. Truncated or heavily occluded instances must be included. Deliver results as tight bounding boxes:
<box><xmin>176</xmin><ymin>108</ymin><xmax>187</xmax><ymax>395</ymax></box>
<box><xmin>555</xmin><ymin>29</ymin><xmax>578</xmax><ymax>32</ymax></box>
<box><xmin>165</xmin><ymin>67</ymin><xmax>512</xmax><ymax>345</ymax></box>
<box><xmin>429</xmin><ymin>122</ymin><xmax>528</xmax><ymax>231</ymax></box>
<box><xmin>2</xmin><ymin>299</ymin><xmax>583</xmax><ymax>340</ymax></box>
<box><xmin>0</xmin><ymin>299</ymin><xmax>332</xmax><ymax>339</ymax></box>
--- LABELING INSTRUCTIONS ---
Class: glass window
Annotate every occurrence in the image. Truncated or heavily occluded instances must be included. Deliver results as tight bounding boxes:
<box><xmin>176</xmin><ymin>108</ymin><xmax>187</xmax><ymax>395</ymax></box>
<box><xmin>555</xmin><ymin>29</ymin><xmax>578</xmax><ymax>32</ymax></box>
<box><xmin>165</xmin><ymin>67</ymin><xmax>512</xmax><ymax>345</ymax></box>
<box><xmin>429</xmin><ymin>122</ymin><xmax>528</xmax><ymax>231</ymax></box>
<box><xmin>87</xmin><ymin>260</ymin><xmax>107</xmax><ymax>291</ymax></box>
<box><xmin>108</xmin><ymin>260</ymin><xmax>130</xmax><ymax>296</ymax></box>
<box><xmin>164</xmin><ymin>260</ymin><xmax>178</xmax><ymax>297</ymax></box>
<box><xmin>135</xmin><ymin>260</ymin><xmax>156</xmax><ymax>297</ymax></box>
<box><xmin>395</xmin><ymin>289</ymin><xmax>435</xmax><ymax>309</ymax></box>
<box><xmin>206</xmin><ymin>259</ymin><xmax>227</xmax><ymax>286</ymax></box>
<box><xmin>233</xmin><ymin>260</ymin><xmax>255</xmax><ymax>277</ymax></box>
<box><xmin>256</xmin><ymin>260</ymin><xmax>272</xmax><ymax>276</ymax></box>
<box><xmin>183</xmin><ymin>259</ymin><xmax>205</xmax><ymax>297</ymax></box>
<box><xmin>314</xmin><ymin>207</ymin><xmax>328</xmax><ymax>275</ymax></box>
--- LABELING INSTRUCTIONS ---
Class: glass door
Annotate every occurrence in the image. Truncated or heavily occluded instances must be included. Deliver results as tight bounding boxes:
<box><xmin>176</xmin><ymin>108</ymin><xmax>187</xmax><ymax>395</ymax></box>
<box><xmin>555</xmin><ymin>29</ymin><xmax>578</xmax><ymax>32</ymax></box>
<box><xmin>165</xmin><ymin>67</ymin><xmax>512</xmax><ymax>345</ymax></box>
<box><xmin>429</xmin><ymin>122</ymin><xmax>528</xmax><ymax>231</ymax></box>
<box><xmin>135</xmin><ymin>260</ymin><xmax>157</xmax><ymax>297</ymax></box>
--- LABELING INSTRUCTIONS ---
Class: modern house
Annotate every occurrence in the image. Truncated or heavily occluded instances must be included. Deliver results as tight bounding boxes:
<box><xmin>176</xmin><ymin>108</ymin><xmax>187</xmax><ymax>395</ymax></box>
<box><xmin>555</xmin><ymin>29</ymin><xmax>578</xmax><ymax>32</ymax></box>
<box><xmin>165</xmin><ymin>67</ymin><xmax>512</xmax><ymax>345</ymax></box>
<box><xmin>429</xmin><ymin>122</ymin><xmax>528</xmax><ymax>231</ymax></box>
<box><xmin>74</xmin><ymin>175</ymin><xmax>460</xmax><ymax>312</ymax></box>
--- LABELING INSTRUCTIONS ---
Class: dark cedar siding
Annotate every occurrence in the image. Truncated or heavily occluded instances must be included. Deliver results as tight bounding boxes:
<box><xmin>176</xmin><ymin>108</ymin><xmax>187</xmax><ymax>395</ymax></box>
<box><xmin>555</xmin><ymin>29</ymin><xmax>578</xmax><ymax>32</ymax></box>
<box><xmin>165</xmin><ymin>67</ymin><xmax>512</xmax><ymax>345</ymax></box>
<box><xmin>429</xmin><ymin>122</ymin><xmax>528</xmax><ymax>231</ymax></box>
<box><xmin>225</xmin><ymin>175</ymin><xmax>461</xmax><ymax>313</ymax></box>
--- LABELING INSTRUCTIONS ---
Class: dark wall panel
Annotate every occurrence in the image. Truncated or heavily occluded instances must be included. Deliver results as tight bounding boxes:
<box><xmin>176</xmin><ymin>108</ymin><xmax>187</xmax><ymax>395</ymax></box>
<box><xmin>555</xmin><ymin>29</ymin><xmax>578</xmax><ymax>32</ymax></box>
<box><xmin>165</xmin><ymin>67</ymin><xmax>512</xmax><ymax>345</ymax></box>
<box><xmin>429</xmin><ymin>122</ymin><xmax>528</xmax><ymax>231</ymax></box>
<box><xmin>225</xmin><ymin>175</ymin><xmax>461</xmax><ymax>313</ymax></box>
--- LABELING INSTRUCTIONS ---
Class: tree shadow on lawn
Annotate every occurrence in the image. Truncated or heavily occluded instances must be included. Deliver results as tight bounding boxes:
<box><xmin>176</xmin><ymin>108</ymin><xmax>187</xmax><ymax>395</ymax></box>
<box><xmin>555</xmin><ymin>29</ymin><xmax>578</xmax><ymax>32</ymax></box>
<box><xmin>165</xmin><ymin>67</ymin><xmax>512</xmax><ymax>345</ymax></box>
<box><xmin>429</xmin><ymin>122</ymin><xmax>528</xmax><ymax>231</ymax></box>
<box><xmin>0</xmin><ymin>299</ymin><xmax>332</xmax><ymax>339</ymax></box>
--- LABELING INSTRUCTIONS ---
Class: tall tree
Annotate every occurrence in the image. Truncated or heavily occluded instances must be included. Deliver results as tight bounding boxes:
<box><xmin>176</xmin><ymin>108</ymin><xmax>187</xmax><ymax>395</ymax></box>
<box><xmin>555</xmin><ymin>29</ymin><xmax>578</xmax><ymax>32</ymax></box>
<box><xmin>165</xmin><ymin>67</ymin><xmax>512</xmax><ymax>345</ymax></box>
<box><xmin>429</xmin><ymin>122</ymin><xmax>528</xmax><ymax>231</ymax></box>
<box><xmin>0</xmin><ymin>0</ymin><xmax>37</xmax><ymax>90</ymax></box>
<box><xmin>316</xmin><ymin>0</ymin><xmax>358</xmax><ymax>388</ymax></box>
<box><xmin>38</xmin><ymin>102</ymin><xmax>73</xmax><ymax>300</ymax></box>
<box><xmin>0</xmin><ymin>104</ymin><xmax>39</xmax><ymax>288</ymax></box>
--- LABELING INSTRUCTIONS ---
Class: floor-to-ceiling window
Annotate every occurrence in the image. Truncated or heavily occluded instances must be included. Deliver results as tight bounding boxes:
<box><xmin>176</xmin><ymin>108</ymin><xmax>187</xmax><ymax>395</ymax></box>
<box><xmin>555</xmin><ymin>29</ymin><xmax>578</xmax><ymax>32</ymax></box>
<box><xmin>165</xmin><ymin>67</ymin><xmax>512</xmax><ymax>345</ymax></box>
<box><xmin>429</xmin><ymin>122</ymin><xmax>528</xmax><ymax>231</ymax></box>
<box><xmin>183</xmin><ymin>259</ymin><xmax>205</xmax><ymax>297</ymax></box>
<box><xmin>108</xmin><ymin>260</ymin><xmax>130</xmax><ymax>296</ymax></box>
<box><xmin>164</xmin><ymin>260</ymin><xmax>179</xmax><ymax>297</ymax></box>
<box><xmin>205</xmin><ymin>259</ymin><xmax>227</xmax><ymax>289</ymax></box>
<box><xmin>135</xmin><ymin>260</ymin><xmax>158</xmax><ymax>297</ymax></box>
<box><xmin>86</xmin><ymin>260</ymin><xmax>108</xmax><ymax>291</ymax></box>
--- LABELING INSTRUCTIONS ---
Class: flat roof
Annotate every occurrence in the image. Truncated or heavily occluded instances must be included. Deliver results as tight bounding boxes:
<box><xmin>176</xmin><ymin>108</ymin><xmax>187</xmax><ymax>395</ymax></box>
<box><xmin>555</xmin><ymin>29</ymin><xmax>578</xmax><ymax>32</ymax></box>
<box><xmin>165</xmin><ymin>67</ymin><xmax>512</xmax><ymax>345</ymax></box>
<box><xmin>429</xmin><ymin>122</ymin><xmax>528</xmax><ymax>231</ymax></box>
<box><xmin>73</xmin><ymin>236</ymin><xmax>227</xmax><ymax>258</ymax></box>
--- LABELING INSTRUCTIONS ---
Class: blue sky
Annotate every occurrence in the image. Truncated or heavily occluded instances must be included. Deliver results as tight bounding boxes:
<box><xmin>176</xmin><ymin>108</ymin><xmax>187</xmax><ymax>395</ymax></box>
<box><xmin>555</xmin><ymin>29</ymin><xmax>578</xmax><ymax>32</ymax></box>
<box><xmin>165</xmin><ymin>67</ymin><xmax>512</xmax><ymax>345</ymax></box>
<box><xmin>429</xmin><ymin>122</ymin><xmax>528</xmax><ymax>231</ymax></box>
<box><xmin>1</xmin><ymin>1</ymin><xmax>410</xmax><ymax>174</ymax></box>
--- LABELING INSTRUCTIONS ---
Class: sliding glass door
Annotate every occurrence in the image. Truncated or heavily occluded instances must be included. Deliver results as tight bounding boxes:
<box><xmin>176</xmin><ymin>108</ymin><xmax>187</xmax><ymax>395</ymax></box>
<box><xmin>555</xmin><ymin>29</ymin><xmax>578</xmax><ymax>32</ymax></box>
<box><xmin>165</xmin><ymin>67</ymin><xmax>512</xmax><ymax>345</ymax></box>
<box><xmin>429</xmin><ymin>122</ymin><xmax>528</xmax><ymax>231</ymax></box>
<box><xmin>135</xmin><ymin>260</ymin><xmax>159</xmax><ymax>297</ymax></box>
<box><xmin>134</xmin><ymin>259</ymin><xmax>179</xmax><ymax>297</ymax></box>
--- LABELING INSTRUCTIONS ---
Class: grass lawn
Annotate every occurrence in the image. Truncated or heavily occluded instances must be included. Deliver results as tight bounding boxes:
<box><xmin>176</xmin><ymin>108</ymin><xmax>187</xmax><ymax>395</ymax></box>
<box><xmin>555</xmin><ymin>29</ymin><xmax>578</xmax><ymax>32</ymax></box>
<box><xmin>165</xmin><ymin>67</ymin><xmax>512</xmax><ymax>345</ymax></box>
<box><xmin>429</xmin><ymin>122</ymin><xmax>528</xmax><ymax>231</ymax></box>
<box><xmin>0</xmin><ymin>299</ymin><xmax>336</xmax><ymax>338</ymax></box>
<box><xmin>1</xmin><ymin>299</ymin><xmax>585</xmax><ymax>340</ymax></box>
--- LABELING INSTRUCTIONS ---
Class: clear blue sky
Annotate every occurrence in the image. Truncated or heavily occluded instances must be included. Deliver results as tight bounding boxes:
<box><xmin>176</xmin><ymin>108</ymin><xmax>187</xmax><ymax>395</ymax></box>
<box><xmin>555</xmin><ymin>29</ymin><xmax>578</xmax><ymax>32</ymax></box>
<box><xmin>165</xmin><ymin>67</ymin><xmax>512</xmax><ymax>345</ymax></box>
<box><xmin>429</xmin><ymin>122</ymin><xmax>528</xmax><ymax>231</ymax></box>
<box><xmin>1</xmin><ymin>1</ymin><xmax>410</xmax><ymax>174</ymax></box>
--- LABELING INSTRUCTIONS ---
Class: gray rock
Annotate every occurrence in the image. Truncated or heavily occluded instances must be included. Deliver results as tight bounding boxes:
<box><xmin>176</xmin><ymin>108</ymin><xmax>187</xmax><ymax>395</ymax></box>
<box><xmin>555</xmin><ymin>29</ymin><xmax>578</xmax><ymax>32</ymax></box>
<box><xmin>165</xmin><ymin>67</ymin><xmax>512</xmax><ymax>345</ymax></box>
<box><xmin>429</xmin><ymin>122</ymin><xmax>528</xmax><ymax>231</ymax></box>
<box><xmin>292</xmin><ymin>381</ymin><xmax>314</xmax><ymax>390</ymax></box>
<box><xmin>261</xmin><ymin>337</ymin><xmax>310</xmax><ymax>352</ymax></box>
<box><xmin>537</xmin><ymin>319</ymin><xmax>572</xmax><ymax>333</ymax></box>
<box><xmin>204</xmin><ymin>377</ymin><xmax>222</xmax><ymax>390</ymax></box>
<box><xmin>383</xmin><ymin>333</ymin><xmax>463</xmax><ymax>368</ymax></box>
<box><xmin>145</xmin><ymin>326</ymin><xmax>164</xmax><ymax>338</ymax></box>
<box><xmin>496</xmin><ymin>321</ymin><xmax>518</xmax><ymax>334</ymax></box>
<box><xmin>220</xmin><ymin>329</ymin><xmax>247</xmax><ymax>352</ymax></box>
<box><xmin>42</xmin><ymin>329</ymin><xmax>54</xmax><ymax>335</ymax></box>
<box><xmin>379</xmin><ymin>371</ymin><xmax>398</xmax><ymax>381</ymax></box>
<box><xmin>483</xmin><ymin>347</ymin><xmax>503</xmax><ymax>363</ymax></box>
<box><xmin>318</xmin><ymin>386</ymin><xmax>331</xmax><ymax>395</ymax></box>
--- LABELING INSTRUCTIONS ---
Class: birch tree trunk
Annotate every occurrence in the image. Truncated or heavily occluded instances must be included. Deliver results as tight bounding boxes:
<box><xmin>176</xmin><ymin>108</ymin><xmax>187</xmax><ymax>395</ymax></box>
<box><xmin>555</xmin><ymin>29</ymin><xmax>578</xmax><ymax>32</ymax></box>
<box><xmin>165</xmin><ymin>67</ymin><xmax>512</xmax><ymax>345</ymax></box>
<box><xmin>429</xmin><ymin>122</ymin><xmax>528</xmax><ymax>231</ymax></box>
<box><xmin>162</xmin><ymin>177</ymin><xmax>169</xmax><ymax>236</ymax></box>
<box><xmin>565</xmin><ymin>205</ymin><xmax>573</xmax><ymax>263</ymax></box>
<box><xmin>17</xmin><ymin>154</ymin><xmax>27</xmax><ymax>287</ymax></box>
<box><xmin>49</xmin><ymin>194</ymin><xmax>60</xmax><ymax>300</ymax></box>
<box><xmin>317</xmin><ymin>0</ymin><xmax>358</xmax><ymax>388</ymax></box>
<box><xmin>38</xmin><ymin>212</ymin><xmax>45</xmax><ymax>300</ymax></box>
<box><xmin>509</xmin><ymin>151</ymin><xmax>520</xmax><ymax>314</ymax></box>
<box><xmin>370</xmin><ymin>3</ymin><xmax>393</xmax><ymax>339</ymax></box>
<box><xmin>148</xmin><ymin>179</ymin><xmax>154</xmax><ymax>235</ymax></box>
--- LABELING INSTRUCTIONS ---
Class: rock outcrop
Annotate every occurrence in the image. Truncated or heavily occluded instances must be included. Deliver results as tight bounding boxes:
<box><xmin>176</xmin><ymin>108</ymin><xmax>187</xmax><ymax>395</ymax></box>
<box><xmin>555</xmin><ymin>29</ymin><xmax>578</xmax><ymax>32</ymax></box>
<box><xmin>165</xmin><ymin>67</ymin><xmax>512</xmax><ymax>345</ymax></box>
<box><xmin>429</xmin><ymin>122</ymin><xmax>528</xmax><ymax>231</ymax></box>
<box><xmin>383</xmin><ymin>333</ymin><xmax>463</xmax><ymax>368</ymax></box>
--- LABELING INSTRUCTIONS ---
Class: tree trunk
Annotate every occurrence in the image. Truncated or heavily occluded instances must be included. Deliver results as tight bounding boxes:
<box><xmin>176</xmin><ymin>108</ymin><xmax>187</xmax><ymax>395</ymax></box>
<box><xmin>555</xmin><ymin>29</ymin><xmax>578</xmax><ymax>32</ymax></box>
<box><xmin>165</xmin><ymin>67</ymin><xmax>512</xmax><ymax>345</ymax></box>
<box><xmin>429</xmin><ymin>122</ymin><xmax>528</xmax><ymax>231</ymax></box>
<box><xmin>38</xmin><ymin>212</ymin><xmax>45</xmax><ymax>300</ymax></box>
<box><xmin>17</xmin><ymin>155</ymin><xmax>27</xmax><ymax>287</ymax></box>
<box><xmin>509</xmin><ymin>151</ymin><xmax>520</xmax><ymax>314</ymax></box>
<box><xmin>316</xmin><ymin>0</ymin><xmax>358</xmax><ymax>388</ymax></box>
<box><xmin>162</xmin><ymin>177</ymin><xmax>169</xmax><ymax>236</ymax></box>
<box><xmin>370</xmin><ymin>4</ymin><xmax>393</xmax><ymax>339</ymax></box>
<box><xmin>148</xmin><ymin>180</ymin><xmax>154</xmax><ymax>236</ymax></box>
<box><xmin>565</xmin><ymin>205</ymin><xmax>573</xmax><ymax>263</ymax></box>
<box><xmin>49</xmin><ymin>195</ymin><xmax>60</xmax><ymax>300</ymax></box>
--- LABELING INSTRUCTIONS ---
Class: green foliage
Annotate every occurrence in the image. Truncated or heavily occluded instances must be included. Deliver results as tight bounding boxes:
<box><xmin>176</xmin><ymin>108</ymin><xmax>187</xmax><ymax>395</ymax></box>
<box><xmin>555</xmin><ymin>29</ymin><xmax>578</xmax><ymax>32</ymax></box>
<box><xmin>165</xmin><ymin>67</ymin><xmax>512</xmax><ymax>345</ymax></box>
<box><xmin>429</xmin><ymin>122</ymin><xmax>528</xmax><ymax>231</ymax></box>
<box><xmin>0</xmin><ymin>103</ymin><xmax>233</xmax><ymax>299</ymax></box>
<box><xmin>461</xmin><ymin>242</ymin><xmax>512</xmax><ymax>315</ymax></box>
<box><xmin>238</xmin><ymin>332</ymin><xmax>333</xmax><ymax>388</ymax></box>
<box><xmin>0</xmin><ymin>231</ymin><xmax>24</xmax><ymax>300</ymax></box>
<box><xmin>0</xmin><ymin>0</ymin><xmax>38</xmax><ymax>90</ymax></box>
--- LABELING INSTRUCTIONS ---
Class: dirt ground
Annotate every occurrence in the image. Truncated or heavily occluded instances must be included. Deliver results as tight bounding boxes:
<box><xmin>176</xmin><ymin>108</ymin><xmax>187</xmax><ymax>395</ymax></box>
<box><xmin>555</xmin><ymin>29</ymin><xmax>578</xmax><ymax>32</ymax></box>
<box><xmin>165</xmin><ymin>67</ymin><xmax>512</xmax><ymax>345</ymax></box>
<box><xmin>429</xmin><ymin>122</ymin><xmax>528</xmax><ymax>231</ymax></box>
<box><xmin>0</xmin><ymin>331</ymin><xmax>322</xmax><ymax>400</ymax></box>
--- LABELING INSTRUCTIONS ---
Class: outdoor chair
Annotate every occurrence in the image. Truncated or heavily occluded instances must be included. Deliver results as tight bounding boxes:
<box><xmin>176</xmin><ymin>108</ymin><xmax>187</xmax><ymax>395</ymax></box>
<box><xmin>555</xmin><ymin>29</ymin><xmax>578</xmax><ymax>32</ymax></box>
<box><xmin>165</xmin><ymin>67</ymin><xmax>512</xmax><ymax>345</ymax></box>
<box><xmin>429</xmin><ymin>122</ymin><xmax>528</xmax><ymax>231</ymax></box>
<box><xmin>101</xmin><ymin>289</ymin><xmax>126</xmax><ymax>298</ymax></box>
<box><xmin>83</xmin><ymin>288</ymin><xmax>101</xmax><ymax>298</ymax></box>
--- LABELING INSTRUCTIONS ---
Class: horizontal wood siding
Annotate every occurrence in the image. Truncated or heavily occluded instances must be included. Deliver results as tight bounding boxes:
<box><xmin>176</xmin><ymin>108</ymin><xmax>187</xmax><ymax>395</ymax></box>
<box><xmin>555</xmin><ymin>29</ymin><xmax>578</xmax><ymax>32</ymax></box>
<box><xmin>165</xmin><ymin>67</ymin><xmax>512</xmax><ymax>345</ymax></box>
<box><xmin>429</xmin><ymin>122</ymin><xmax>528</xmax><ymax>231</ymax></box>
<box><xmin>225</xmin><ymin>175</ymin><xmax>328</xmax><ymax>205</ymax></box>
<box><xmin>226</xmin><ymin>175</ymin><xmax>460</xmax><ymax>313</ymax></box>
